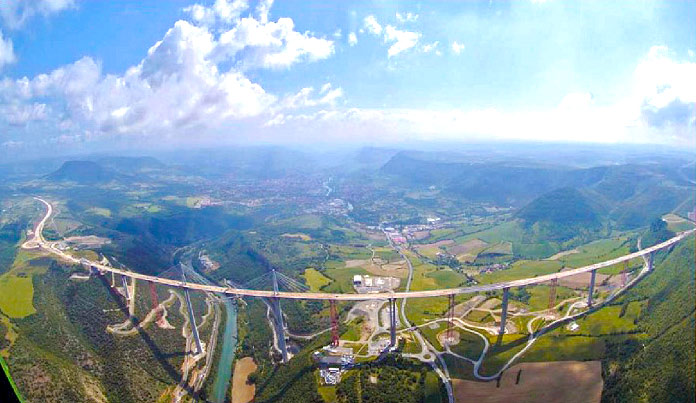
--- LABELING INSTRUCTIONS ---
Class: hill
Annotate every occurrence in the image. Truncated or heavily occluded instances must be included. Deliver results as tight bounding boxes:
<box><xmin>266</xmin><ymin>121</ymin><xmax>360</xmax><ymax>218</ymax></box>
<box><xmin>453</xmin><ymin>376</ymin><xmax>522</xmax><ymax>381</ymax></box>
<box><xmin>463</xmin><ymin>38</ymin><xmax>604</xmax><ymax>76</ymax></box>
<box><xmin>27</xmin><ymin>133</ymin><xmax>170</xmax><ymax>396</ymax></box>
<box><xmin>46</xmin><ymin>161</ymin><xmax>118</xmax><ymax>184</ymax></box>
<box><xmin>602</xmin><ymin>236</ymin><xmax>695</xmax><ymax>402</ymax></box>
<box><xmin>516</xmin><ymin>187</ymin><xmax>602</xmax><ymax>241</ymax></box>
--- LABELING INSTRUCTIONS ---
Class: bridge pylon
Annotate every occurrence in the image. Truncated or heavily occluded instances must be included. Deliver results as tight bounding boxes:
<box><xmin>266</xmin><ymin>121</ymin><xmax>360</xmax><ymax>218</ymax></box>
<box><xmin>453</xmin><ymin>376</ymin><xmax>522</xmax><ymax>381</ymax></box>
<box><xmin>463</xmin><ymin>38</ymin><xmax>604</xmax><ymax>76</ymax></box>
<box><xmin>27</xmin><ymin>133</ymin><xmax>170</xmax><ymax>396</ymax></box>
<box><xmin>121</xmin><ymin>275</ymin><xmax>130</xmax><ymax>301</ymax></box>
<box><xmin>588</xmin><ymin>269</ymin><xmax>597</xmax><ymax>307</ymax></box>
<box><xmin>330</xmin><ymin>300</ymin><xmax>339</xmax><ymax>347</ymax></box>
<box><xmin>271</xmin><ymin>269</ymin><xmax>288</xmax><ymax>363</ymax></box>
<box><xmin>389</xmin><ymin>298</ymin><xmax>397</xmax><ymax>348</ymax></box>
<box><xmin>499</xmin><ymin>287</ymin><xmax>510</xmax><ymax>336</ymax></box>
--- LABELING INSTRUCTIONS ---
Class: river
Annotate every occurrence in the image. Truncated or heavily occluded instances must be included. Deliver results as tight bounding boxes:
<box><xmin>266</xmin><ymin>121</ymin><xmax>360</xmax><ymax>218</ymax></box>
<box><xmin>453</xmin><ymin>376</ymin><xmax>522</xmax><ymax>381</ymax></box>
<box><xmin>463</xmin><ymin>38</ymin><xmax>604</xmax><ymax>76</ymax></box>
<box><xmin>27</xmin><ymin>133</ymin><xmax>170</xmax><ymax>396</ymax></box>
<box><xmin>212</xmin><ymin>298</ymin><xmax>238</xmax><ymax>402</ymax></box>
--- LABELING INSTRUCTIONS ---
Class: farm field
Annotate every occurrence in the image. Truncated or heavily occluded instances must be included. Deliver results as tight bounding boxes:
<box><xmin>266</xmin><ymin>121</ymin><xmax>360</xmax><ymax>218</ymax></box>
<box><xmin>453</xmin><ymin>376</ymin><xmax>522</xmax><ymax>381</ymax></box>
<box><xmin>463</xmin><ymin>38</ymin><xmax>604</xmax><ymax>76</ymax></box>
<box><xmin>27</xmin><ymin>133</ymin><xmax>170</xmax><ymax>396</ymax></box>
<box><xmin>451</xmin><ymin>361</ymin><xmax>603</xmax><ymax>403</ymax></box>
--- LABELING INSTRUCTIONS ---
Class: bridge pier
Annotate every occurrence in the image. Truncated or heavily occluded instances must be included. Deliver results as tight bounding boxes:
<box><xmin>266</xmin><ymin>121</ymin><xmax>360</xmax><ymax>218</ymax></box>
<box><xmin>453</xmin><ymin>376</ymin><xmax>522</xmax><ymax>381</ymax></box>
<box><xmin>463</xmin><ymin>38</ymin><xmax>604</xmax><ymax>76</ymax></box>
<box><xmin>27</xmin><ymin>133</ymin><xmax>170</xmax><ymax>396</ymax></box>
<box><xmin>588</xmin><ymin>269</ymin><xmax>597</xmax><ymax>307</ymax></box>
<box><xmin>647</xmin><ymin>252</ymin><xmax>654</xmax><ymax>271</ymax></box>
<box><xmin>499</xmin><ymin>287</ymin><xmax>510</xmax><ymax>336</ymax></box>
<box><xmin>271</xmin><ymin>297</ymin><xmax>288</xmax><ymax>363</ymax></box>
<box><xmin>271</xmin><ymin>269</ymin><xmax>288</xmax><ymax>363</ymax></box>
<box><xmin>184</xmin><ymin>287</ymin><xmax>204</xmax><ymax>355</ymax></box>
<box><xmin>121</xmin><ymin>275</ymin><xmax>130</xmax><ymax>301</ymax></box>
<box><xmin>389</xmin><ymin>298</ymin><xmax>397</xmax><ymax>348</ymax></box>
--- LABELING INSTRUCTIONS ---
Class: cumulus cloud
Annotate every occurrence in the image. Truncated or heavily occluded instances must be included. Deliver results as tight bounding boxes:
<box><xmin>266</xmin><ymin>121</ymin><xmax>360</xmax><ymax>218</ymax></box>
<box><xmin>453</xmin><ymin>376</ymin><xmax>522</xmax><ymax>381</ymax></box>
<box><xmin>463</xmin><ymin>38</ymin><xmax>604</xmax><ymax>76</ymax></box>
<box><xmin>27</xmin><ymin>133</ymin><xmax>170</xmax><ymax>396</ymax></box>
<box><xmin>0</xmin><ymin>0</ymin><xmax>75</xmax><ymax>29</ymax></box>
<box><xmin>363</xmin><ymin>15</ymin><xmax>382</xmax><ymax>35</ymax></box>
<box><xmin>422</xmin><ymin>41</ymin><xmax>440</xmax><ymax>55</ymax></box>
<box><xmin>0</xmin><ymin>30</ymin><xmax>16</xmax><ymax>69</ymax></box>
<box><xmin>184</xmin><ymin>0</ymin><xmax>248</xmax><ymax>27</ymax></box>
<box><xmin>348</xmin><ymin>32</ymin><xmax>357</xmax><ymax>46</ymax></box>
<box><xmin>451</xmin><ymin>41</ymin><xmax>465</xmax><ymax>54</ymax></box>
<box><xmin>264</xmin><ymin>47</ymin><xmax>695</xmax><ymax>146</ymax></box>
<box><xmin>395</xmin><ymin>12</ymin><xmax>418</xmax><ymax>23</ymax></box>
<box><xmin>217</xmin><ymin>17</ymin><xmax>334</xmax><ymax>69</ymax></box>
<box><xmin>634</xmin><ymin>46</ymin><xmax>696</xmax><ymax>132</ymax></box>
<box><xmin>0</xmin><ymin>0</ymin><xmax>336</xmax><ymax>140</ymax></box>
<box><xmin>384</xmin><ymin>25</ymin><xmax>420</xmax><ymax>58</ymax></box>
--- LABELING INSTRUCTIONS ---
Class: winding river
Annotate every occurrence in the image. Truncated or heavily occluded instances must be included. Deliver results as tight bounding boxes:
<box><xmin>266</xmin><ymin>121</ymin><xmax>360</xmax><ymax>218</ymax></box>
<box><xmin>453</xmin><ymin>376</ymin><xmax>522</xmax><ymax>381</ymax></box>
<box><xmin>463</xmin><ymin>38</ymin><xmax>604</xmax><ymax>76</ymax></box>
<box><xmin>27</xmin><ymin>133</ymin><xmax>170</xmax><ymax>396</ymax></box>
<box><xmin>212</xmin><ymin>298</ymin><xmax>238</xmax><ymax>403</ymax></box>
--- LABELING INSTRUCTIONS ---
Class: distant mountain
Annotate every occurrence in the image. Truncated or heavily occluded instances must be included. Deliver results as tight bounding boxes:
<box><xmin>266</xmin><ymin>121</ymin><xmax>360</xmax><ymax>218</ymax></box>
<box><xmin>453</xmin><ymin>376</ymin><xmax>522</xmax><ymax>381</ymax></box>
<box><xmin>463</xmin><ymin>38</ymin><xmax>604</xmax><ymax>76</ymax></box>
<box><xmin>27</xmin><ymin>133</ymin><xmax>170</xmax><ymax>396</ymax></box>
<box><xmin>380</xmin><ymin>152</ymin><xmax>694</xmax><ymax>229</ymax></box>
<box><xmin>47</xmin><ymin>161</ymin><xmax>118</xmax><ymax>184</ymax></box>
<box><xmin>98</xmin><ymin>156</ymin><xmax>165</xmax><ymax>173</ymax></box>
<box><xmin>516</xmin><ymin>187</ymin><xmax>602</xmax><ymax>241</ymax></box>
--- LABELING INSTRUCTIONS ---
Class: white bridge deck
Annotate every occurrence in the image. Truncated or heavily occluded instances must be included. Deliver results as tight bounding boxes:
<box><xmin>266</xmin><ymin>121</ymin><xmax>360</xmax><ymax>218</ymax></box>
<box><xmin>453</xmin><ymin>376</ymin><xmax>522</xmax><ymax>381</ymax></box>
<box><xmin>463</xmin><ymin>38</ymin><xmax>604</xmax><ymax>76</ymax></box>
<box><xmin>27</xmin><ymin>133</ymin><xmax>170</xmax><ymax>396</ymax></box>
<box><xmin>27</xmin><ymin>197</ymin><xmax>695</xmax><ymax>301</ymax></box>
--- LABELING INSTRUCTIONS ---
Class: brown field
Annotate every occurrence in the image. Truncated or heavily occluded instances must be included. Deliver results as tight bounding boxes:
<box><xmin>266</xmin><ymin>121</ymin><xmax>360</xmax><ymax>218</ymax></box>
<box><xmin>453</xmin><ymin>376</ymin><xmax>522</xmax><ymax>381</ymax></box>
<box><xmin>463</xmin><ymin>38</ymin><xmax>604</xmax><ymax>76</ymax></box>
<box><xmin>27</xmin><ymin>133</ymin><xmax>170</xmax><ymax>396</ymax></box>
<box><xmin>556</xmin><ymin>267</ymin><xmax>616</xmax><ymax>289</ymax></box>
<box><xmin>412</xmin><ymin>230</ymin><xmax>431</xmax><ymax>240</ymax></box>
<box><xmin>232</xmin><ymin>357</ymin><xmax>257</xmax><ymax>403</ymax></box>
<box><xmin>447</xmin><ymin>239</ymin><xmax>488</xmax><ymax>255</ymax></box>
<box><xmin>345</xmin><ymin>259</ymin><xmax>369</xmax><ymax>268</ymax></box>
<box><xmin>418</xmin><ymin>239</ymin><xmax>455</xmax><ymax>248</ymax></box>
<box><xmin>452</xmin><ymin>361</ymin><xmax>603</xmax><ymax>403</ymax></box>
<box><xmin>367</xmin><ymin>260</ymin><xmax>409</xmax><ymax>278</ymax></box>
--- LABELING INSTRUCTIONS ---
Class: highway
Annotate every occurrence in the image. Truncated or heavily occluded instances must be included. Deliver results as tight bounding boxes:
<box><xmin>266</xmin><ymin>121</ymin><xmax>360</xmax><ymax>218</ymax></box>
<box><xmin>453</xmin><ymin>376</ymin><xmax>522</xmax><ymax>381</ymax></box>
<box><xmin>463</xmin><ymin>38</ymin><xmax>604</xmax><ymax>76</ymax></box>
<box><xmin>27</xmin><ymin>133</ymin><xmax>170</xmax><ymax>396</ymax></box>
<box><xmin>24</xmin><ymin>197</ymin><xmax>695</xmax><ymax>302</ymax></box>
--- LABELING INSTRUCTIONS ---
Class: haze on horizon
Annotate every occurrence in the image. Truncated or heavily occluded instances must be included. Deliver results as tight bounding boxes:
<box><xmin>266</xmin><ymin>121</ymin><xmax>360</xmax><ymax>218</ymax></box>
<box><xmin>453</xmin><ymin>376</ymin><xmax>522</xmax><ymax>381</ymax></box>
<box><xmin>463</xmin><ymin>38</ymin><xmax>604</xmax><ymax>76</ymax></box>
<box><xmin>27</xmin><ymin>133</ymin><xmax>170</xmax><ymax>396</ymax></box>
<box><xmin>0</xmin><ymin>0</ymin><xmax>694</xmax><ymax>160</ymax></box>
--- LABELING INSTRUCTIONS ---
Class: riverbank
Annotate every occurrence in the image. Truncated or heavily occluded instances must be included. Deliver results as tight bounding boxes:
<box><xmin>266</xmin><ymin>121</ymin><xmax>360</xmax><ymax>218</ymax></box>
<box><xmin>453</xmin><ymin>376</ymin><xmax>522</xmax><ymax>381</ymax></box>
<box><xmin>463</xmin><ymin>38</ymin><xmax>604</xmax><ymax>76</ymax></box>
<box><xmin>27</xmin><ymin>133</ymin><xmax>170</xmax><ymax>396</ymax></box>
<box><xmin>231</xmin><ymin>357</ymin><xmax>257</xmax><ymax>403</ymax></box>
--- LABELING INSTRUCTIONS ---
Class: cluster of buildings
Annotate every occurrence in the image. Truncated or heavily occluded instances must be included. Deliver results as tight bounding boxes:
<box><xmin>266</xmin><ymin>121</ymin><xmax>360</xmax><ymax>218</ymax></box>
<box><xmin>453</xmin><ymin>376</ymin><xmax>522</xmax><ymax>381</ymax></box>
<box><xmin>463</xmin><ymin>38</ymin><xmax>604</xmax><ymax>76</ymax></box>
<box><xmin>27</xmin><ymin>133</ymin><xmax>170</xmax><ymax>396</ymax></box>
<box><xmin>352</xmin><ymin>275</ymin><xmax>399</xmax><ymax>293</ymax></box>
<box><xmin>314</xmin><ymin>346</ymin><xmax>354</xmax><ymax>385</ymax></box>
<box><xmin>478</xmin><ymin>263</ymin><xmax>509</xmax><ymax>274</ymax></box>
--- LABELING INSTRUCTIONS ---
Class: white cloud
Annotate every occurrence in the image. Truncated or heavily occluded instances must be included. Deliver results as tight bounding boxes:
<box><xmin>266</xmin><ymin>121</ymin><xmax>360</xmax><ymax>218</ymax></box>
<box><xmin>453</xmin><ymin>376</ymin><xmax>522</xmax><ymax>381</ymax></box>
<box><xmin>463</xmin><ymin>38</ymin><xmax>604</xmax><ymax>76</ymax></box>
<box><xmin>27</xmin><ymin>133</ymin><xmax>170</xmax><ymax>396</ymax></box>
<box><xmin>1</xmin><ymin>102</ymin><xmax>48</xmax><ymax>126</ymax></box>
<box><xmin>0</xmin><ymin>0</ymin><xmax>75</xmax><ymax>29</ymax></box>
<box><xmin>395</xmin><ymin>12</ymin><xmax>418</xmax><ymax>23</ymax></box>
<box><xmin>451</xmin><ymin>41</ymin><xmax>465</xmax><ymax>54</ymax></box>
<box><xmin>633</xmin><ymin>46</ymin><xmax>696</xmax><ymax>133</ymax></box>
<box><xmin>363</xmin><ymin>15</ymin><xmax>382</xmax><ymax>36</ymax></box>
<box><xmin>265</xmin><ymin>47</ymin><xmax>695</xmax><ymax>146</ymax></box>
<box><xmin>217</xmin><ymin>17</ymin><xmax>334</xmax><ymax>69</ymax></box>
<box><xmin>422</xmin><ymin>41</ymin><xmax>439</xmax><ymax>55</ymax></box>
<box><xmin>0</xmin><ymin>1</ymin><xmax>336</xmax><ymax>140</ymax></box>
<box><xmin>348</xmin><ymin>32</ymin><xmax>357</xmax><ymax>46</ymax></box>
<box><xmin>256</xmin><ymin>0</ymin><xmax>273</xmax><ymax>24</ymax></box>
<box><xmin>384</xmin><ymin>25</ymin><xmax>420</xmax><ymax>58</ymax></box>
<box><xmin>184</xmin><ymin>0</ymin><xmax>248</xmax><ymax>26</ymax></box>
<box><xmin>277</xmin><ymin>82</ymin><xmax>343</xmax><ymax>111</ymax></box>
<box><xmin>0</xmin><ymin>30</ymin><xmax>16</xmax><ymax>69</ymax></box>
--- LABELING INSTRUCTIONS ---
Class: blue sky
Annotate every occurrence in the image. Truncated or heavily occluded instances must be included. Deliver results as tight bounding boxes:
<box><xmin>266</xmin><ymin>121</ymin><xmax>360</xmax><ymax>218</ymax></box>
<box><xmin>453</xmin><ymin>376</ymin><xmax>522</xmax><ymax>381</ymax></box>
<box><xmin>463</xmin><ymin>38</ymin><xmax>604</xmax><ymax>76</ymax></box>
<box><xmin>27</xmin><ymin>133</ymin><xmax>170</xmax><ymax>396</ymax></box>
<box><xmin>0</xmin><ymin>0</ymin><xmax>694</xmax><ymax>156</ymax></box>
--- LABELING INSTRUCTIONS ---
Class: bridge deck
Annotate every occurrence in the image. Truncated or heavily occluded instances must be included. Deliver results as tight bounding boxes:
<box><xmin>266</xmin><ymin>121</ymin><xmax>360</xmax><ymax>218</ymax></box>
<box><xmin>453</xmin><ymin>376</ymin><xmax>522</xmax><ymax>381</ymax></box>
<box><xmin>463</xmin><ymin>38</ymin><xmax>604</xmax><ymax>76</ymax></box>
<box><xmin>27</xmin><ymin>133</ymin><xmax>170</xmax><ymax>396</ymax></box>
<box><xmin>29</xmin><ymin>197</ymin><xmax>695</xmax><ymax>301</ymax></box>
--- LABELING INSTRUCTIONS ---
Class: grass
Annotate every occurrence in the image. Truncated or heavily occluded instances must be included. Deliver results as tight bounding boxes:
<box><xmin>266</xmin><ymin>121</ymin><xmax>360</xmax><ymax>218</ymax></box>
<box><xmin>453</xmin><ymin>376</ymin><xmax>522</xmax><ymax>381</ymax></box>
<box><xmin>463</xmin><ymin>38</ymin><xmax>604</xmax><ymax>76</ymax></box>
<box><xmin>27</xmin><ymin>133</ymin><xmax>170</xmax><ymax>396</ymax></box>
<box><xmin>86</xmin><ymin>207</ymin><xmax>111</xmax><ymax>217</ymax></box>
<box><xmin>322</xmin><ymin>263</ymin><xmax>368</xmax><ymax>294</ymax></box>
<box><xmin>424</xmin><ymin>372</ymin><xmax>442</xmax><ymax>403</ymax></box>
<box><xmin>281</xmin><ymin>233</ymin><xmax>311</xmax><ymax>241</ymax></box>
<box><xmin>450</xmin><ymin>330</ymin><xmax>485</xmax><ymax>360</ymax></box>
<box><xmin>0</xmin><ymin>276</ymin><xmax>35</xmax><ymax>318</ymax></box>
<box><xmin>460</xmin><ymin>221</ymin><xmax>526</xmax><ymax>244</ymax></box>
<box><xmin>0</xmin><ymin>250</ymin><xmax>51</xmax><ymax>319</ymax></box>
<box><xmin>568</xmin><ymin>302</ymin><xmax>643</xmax><ymax>335</ymax></box>
<box><xmin>559</xmin><ymin>237</ymin><xmax>630</xmax><ymax>268</ymax></box>
<box><xmin>476</xmin><ymin>260</ymin><xmax>561</xmax><ymax>284</ymax></box>
<box><xmin>527</xmin><ymin>285</ymin><xmax>576</xmax><ymax>312</ymax></box>
<box><xmin>302</xmin><ymin>268</ymin><xmax>331</xmax><ymax>292</ymax></box>
<box><xmin>465</xmin><ymin>310</ymin><xmax>493</xmax><ymax>323</ymax></box>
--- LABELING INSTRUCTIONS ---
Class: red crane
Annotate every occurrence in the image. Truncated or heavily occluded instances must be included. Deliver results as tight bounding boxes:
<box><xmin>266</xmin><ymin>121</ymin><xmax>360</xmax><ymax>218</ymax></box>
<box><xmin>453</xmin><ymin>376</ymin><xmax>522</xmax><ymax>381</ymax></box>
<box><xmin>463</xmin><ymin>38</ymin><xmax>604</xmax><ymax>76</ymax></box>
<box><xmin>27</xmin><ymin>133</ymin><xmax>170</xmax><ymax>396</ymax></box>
<box><xmin>446</xmin><ymin>294</ymin><xmax>455</xmax><ymax>345</ymax></box>
<box><xmin>330</xmin><ymin>300</ymin><xmax>339</xmax><ymax>347</ymax></box>
<box><xmin>148</xmin><ymin>281</ymin><xmax>162</xmax><ymax>322</ymax></box>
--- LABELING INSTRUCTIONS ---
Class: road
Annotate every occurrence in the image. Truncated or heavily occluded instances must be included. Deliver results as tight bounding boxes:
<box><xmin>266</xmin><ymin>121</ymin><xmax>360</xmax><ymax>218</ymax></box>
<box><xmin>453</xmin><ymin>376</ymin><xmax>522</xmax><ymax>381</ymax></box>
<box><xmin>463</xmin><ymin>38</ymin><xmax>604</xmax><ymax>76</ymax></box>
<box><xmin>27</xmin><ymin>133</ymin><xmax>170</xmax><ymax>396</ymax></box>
<box><xmin>24</xmin><ymin>197</ymin><xmax>694</xmax><ymax>302</ymax></box>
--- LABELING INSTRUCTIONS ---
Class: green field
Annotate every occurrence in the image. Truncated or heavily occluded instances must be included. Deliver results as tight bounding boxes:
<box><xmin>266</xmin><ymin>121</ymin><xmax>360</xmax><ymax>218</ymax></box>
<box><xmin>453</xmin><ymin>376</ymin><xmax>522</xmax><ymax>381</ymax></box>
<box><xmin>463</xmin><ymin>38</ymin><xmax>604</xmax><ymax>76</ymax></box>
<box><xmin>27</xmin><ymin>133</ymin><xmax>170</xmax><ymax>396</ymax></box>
<box><xmin>0</xmin><ymin>250</ymin><xmax>51</xmax><ymax>319</ymax></box>
<box><xmin>568</xmin><ymin>302</ymin><xmax>643</xmax><ymax>335</ymax></box>
<box><xmin>476</xmin><ymin>260</ymin><xmax>561</xmax><ymax>284</ymax></box>
<box><xmin>86</xmin><ymin>207</ymin><xmax>111</xmax><ymax>217</ymax></box>
<box><xmin>302</xmin><ymin>268</ymin><xmax>331</xmax><ymax>291</ymax></box>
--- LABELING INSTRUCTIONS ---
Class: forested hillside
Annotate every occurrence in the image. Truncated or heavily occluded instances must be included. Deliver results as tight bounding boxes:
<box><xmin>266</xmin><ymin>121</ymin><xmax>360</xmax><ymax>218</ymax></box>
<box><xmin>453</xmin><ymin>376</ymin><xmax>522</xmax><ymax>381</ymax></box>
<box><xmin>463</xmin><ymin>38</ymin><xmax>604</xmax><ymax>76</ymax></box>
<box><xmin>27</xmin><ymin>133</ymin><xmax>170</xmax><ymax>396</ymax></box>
<box><xmin>602</xmin><ymin>236</ymin><xmax>695</xmax><ymax>402</ymax></box>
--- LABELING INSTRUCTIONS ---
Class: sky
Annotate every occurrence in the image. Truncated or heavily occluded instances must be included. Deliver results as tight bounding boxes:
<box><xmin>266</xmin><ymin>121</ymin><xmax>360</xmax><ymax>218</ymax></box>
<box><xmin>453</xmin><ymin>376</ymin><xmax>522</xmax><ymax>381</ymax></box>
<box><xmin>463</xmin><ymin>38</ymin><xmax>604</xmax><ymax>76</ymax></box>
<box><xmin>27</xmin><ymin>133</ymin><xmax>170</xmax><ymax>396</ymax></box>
<box><xmin>0</xmin><ymin>0</ymin><xmax>694</xmax><ymax>158</ymax></box>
